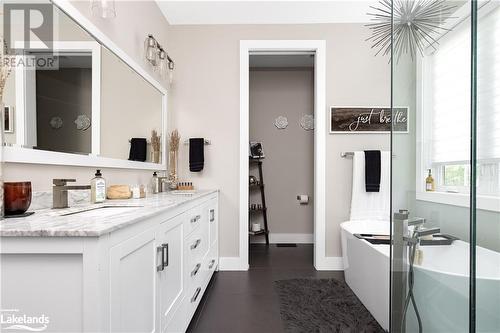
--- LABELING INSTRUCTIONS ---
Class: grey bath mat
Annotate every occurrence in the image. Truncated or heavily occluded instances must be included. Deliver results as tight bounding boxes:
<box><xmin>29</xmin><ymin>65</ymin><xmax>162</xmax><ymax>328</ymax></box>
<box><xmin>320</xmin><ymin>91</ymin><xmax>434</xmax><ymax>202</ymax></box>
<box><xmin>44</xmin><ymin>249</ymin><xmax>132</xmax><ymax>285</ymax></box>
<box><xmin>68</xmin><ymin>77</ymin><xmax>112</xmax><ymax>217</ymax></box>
<box><xmin>274</xmin><ymin>278</ymin><xmax>385</xmax><ymax>333</ymax></box>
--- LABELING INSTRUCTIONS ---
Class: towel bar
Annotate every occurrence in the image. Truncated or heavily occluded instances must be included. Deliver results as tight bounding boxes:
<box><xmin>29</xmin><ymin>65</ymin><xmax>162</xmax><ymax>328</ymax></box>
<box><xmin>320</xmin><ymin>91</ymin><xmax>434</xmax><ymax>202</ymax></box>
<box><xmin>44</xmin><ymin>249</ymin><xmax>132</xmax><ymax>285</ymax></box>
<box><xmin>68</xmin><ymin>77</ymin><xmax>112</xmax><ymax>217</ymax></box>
<box><xmin>184</xmin><ymin>139</ymin><xmax>211</xmax><ymax>145</ymax></box>
<box><xmin>341</xmin><ymin>151</ymin><xmax>395</xmax><ymax>158</ymax></box>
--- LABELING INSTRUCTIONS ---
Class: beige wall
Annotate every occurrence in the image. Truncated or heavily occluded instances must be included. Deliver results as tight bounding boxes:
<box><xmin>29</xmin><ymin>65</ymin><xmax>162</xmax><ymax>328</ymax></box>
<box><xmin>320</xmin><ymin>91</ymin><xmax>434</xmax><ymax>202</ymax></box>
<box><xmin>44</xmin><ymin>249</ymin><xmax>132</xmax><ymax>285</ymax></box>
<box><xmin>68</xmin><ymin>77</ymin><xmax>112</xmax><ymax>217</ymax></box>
<box><xmin>249</xmin><ymin>69</ymin><xmax>314</xmax><ymax>236</ymax></box>
<box><xmin>69</xmin><ymin>1</ymin><xmax>170</xmax><ymax>86</ymax></box>
<box><xmin>168</xmin><ymin>24</ymin><xmax>391</xmax><ymax>258</ymax></box>
<box><xmin>100</xmin><ymin>47</ymin><xmax>163</xmax><ymax>161</ymax></box>
<box><xmin>2</xmin><ymin>1</ymin><xmax>170</xmax><ymax>192</ymax></box>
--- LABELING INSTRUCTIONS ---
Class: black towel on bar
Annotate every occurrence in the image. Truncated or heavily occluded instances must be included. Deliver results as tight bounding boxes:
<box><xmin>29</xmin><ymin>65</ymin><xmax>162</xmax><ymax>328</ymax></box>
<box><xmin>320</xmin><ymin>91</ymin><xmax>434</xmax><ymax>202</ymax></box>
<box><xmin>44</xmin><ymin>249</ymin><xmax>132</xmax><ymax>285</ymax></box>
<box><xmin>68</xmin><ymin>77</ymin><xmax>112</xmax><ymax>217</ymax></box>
<box><xmin>129</xmin><ymin>138</ymin><xmax>147</xmax><ymax>162</ymax></box>
<box><xmin>364</xmin><ymin>150</ymin><xmax>381</xmax><ymax>192</ymax></box>
<box><xmin>189</xmin><ymin>138</ymin><xmax>205</xmax><ymax>172</ymax></box>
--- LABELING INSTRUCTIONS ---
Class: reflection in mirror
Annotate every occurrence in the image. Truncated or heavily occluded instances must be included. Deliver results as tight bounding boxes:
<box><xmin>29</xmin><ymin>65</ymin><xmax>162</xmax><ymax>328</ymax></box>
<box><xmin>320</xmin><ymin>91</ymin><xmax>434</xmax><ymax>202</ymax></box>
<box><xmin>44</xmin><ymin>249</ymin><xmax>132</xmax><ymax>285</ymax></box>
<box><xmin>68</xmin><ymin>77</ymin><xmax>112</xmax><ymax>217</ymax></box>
<box><xmin>25</xmin><ymin>50</ymin><xmax>95</xmax><ymax>154</ymax></box>
<box><xmin>100</xmin><ymin>46</ymin><xmax>163</xmax><ymax>163</ymax></box>
<box><xmin>3</xmin><ymin>2</ymin><xmax>164</xmax><ymax>164</ymax></box>
<box><xmin>3</xmin><ymin>3</ymin><xmax>95</xmax><ymax>154</ymax></box>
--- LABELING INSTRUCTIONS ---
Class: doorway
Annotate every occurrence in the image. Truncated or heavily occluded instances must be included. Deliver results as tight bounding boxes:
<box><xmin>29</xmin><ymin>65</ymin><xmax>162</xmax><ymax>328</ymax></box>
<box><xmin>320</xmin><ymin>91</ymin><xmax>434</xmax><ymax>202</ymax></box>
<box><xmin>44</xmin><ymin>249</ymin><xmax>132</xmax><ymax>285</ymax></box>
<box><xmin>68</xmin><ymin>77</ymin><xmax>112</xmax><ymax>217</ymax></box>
<box><xmin>239</xmin><ymin>40</ymin><xmax>327</xmax><ymax>270</ymax></box>
<box><xmin>248</xmin><ymin>53</ymin><xmax>315</xmax><ymax>266</ymax></box>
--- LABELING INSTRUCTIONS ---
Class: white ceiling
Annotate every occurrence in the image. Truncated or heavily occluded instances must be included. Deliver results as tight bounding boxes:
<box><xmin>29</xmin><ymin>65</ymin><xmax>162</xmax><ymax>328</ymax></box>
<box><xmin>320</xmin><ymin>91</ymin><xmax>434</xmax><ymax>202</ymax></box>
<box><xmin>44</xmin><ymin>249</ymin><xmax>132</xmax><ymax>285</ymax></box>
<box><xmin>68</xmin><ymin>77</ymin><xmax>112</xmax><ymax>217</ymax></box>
<box><xmin>156</xmin><ymin>1</ymin><xmax>379</xmax><ymax>25</ymax></box>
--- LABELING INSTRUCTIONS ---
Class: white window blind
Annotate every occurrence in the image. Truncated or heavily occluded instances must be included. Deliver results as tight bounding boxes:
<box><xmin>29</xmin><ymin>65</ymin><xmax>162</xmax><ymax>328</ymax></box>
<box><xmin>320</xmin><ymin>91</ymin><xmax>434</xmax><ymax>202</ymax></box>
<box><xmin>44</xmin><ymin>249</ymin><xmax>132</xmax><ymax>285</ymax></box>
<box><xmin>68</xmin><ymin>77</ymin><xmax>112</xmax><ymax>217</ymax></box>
<box><xmin>477</xmin><ymin>6</ymin><xmax>500</xmax><ymax>161</ymax></box>
<box><xmin>429</xmin><ymin>15</ymin><xmax>471</xmax><ymax>164</ymax></box>
<box><xmin>429</xmin><ymin>5</ymin><xmax>500</xmax><ymax>164</ymax></box>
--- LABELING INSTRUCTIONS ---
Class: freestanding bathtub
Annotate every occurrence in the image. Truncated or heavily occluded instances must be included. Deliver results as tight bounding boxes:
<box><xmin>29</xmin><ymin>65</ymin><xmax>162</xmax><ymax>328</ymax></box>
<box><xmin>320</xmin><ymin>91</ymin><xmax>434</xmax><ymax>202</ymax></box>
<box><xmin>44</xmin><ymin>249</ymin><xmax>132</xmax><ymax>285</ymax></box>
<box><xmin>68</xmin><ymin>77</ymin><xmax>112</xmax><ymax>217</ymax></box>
<box><xmin>340</xmin><ymin>220</ymin><xmax>500</xmax><ymax>333</ymax></box>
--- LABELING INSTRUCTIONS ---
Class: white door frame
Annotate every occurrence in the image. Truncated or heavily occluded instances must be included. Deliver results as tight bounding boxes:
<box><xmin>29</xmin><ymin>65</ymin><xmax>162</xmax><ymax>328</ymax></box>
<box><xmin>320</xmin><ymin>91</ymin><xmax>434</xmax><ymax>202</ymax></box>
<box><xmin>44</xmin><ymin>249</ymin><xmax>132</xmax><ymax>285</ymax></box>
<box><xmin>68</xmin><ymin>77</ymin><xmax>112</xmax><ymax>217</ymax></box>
<box><xmin>239</xmin><ymin>40</ymin><xmax>327</xmax><ymax>270</ymax></box>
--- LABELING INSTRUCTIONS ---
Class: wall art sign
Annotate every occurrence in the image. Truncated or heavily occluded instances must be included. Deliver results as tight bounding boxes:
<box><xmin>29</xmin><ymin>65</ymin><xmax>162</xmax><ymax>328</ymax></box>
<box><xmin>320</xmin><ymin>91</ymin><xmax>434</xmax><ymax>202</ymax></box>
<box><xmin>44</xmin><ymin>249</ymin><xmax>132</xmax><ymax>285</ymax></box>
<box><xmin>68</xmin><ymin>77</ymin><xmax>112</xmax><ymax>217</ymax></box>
<box><xmin>330</xmin><ymin>107</ymin><xmax>408</xmax><ymax>133</ymax></box>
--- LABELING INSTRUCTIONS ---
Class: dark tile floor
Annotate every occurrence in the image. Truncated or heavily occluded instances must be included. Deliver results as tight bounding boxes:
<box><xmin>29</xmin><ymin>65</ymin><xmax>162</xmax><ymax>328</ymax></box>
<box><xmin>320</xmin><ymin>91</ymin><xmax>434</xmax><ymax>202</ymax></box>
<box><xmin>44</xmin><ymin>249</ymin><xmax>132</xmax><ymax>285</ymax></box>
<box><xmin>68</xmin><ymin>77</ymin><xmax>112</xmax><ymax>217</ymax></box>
<box><xmin>187</xmin><ymin>244</ymin><xmax>345</xmax><ymax>333</ymax></box>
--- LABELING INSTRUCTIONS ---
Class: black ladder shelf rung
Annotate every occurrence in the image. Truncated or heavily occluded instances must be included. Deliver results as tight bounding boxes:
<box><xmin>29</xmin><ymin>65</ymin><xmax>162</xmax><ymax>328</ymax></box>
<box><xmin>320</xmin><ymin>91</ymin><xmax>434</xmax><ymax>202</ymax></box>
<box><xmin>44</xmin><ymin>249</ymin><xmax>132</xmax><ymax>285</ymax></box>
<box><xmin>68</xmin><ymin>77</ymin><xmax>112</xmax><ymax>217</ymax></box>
<box><xmin>249</xmin><ymin>158</ymin><xmax>270</xmax><ymax>245</ymax></box>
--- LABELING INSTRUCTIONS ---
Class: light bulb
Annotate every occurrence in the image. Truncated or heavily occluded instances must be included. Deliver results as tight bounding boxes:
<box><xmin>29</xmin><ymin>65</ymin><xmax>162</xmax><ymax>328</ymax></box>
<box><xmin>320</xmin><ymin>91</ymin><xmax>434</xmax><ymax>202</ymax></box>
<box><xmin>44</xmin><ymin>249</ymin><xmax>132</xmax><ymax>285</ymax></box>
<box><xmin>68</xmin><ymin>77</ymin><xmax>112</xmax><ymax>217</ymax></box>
<box><xmin>145</xmin><ymin>36</ymin><xmax>157</xmax><ymax>66</ymax></box>
<box><xmin>158</xmin><ymin>49</ymin><xmax>167</xmax><ymax>76</ymax></box>
<box><xmin>91</xmin><ymin>0</ymin><xmax>116</xmax><ymax>19</ymax></box>
<box><xmin>168</xmin><ymin>61</ymin><xmax>174</xmax><ymax>84</ymax></box>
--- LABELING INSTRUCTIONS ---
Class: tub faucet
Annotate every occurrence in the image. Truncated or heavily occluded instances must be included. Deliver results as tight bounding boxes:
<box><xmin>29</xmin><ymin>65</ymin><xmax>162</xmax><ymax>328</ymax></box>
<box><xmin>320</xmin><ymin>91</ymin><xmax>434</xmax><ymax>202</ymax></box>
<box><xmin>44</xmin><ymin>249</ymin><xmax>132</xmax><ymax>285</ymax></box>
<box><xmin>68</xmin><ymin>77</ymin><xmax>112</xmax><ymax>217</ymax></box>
<box><xmin>408</xmin><ymin>217</ymin><xmax>426</xmax><ymax>227</ymax></box>
<box><xmin>405</xmin><ymin>227</ymin><xmax>441</xmax><ymax>245</ymax></box>
<box><xmin>53</xmin><ymin>179</ymin><xmax>91</xmax><ymax>209</ymax></box>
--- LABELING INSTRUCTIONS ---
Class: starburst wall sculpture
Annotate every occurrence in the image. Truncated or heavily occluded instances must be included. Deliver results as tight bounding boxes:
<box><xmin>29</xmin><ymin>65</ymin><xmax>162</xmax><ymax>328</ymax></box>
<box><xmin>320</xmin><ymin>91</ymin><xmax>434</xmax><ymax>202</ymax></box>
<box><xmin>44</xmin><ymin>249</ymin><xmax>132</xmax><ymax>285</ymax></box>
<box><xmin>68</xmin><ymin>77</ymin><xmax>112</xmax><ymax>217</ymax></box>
<box><xmin>366</xmin><ymin>0</ymin><xmax>456</xmax><ymax>62</ymax></box>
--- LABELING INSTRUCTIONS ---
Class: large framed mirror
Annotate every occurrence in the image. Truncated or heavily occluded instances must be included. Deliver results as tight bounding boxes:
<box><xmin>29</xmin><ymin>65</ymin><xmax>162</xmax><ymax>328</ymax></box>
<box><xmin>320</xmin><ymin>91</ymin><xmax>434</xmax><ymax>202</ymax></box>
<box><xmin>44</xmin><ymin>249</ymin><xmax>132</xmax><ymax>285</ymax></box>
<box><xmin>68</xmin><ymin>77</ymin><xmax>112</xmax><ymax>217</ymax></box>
<box><xmin>2</xmin><ymin>0</ymin><xmax>167</xmax><ymax>170</ymax></box>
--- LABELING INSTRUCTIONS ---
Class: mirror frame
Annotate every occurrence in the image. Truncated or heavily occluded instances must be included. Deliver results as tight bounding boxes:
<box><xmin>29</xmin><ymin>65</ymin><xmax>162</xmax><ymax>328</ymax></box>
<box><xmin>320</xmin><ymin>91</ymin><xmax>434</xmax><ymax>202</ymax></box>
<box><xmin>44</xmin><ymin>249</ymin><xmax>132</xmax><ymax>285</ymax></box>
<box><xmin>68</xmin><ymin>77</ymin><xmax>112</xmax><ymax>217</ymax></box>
<box><xmin>3</xmin><ymin>0</ymin><xmax>168</xmax><ymax>171</ymax></box>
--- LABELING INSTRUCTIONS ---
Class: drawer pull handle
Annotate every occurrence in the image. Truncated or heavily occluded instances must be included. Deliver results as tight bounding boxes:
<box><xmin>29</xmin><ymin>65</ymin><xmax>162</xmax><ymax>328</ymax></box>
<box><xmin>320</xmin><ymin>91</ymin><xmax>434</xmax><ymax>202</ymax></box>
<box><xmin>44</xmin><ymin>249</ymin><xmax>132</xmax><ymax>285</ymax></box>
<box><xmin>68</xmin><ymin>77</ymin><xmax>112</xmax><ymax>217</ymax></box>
<box><xmin>209</xmin><ymin>259</ymin><xmax>216</xmax><ymax>269</ymax></box>
<box><xmin>210</xmin><ymin>209</ymin><xmax>215</xmax><ymax>222</ymax></box>
<box><xmin>190</xmin><ymin>239</ymin><xmax>201</xmax><ymax>250</ymax></box>
<box><xmin>162</xmin><ymin>243</ymin><xmax>169</xmax><ymax>268</ymax></box>
<box><xmin>191</xmin><ymin>263</ymin><xmax>201</xmax><ymax>277</ymax></box>
<box><xmin>156</xmin><ymin>245</ymin><xmax>164</xmax><ymax>272</ymax></box>
<box><xmin>156</xmin><ymin>243</ymin><xmax>169</xmax><ymax>272</ymax></box>
<box><xmin>190</xmin><ymin>215</ymin><xmax>201</xmax><ymax>223</ymax></box>
<box><xmin>191</xmin><ymin>287</ymin><xmax>202</xmax><ymax>303</ymax></box>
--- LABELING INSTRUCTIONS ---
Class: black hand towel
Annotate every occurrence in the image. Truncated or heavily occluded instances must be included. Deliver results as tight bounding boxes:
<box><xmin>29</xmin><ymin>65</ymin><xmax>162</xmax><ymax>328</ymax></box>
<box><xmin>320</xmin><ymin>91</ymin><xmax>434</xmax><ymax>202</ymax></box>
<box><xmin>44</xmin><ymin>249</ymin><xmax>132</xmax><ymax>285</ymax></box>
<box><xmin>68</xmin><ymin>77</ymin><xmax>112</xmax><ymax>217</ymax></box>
<box><xmin>364</xmin><ymin>150</ymin><xmax>381</xmax><ymax>192</ymax></box>
<box><xmin>189</xmin><ymin>138</ymin><xmax>205</xmax><ymax>172</ymax></box>
<box><xmin>129</xmin><ymin>138</ymin><xmax>147</xmax><ymax>162</ymax></box>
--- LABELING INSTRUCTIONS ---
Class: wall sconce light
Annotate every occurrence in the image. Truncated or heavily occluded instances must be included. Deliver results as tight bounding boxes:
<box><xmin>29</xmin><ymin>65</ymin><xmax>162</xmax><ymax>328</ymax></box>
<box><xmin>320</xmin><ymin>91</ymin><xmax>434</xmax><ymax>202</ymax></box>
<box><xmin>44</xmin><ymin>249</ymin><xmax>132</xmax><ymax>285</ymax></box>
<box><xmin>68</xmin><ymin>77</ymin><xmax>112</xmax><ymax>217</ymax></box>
<box><xmin>91</xmin><ymin>0</ymin><xmax>116</xmax><ymax>19</ymax></box>
<box><xmin>144</xmin><ymin>34</ymin><xmax>175</xmax><ymax>84</ymax></box>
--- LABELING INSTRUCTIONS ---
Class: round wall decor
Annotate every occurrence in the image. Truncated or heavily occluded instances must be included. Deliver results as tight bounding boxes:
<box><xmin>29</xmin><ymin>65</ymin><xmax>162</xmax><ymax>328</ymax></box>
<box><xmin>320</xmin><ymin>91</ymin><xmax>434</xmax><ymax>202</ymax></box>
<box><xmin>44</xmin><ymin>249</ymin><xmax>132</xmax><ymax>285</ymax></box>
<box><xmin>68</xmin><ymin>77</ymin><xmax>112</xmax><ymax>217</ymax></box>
<box><xmin>274</xmin><ymin>116</ymin><xmax>288</xmax><ymax>129</ymax></box>
<box><xmin>49</xmin><ymin>116</ymin><xmax>63</xmax><ymax>129</ymax></box>
<box><xmin>74</xmin><ymin>115</ymin><xmax>91</xmax><ymax>131</ymax></box>
<box><xmin>300</xmin><ymin>114</ymin><xmax>314</xmax><ymax>131</ymax></box>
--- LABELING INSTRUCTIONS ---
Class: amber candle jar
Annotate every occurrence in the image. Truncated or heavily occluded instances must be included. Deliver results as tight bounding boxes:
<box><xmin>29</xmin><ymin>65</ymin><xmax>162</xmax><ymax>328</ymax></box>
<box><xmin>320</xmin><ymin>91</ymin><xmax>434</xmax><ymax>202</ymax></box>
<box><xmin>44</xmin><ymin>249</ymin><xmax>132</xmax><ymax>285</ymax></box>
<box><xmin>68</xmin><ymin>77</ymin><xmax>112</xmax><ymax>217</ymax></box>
<box><xmin>4</xmin><ymin>182</ymin><xmax>32</xmax><ymax>216</ymax></box>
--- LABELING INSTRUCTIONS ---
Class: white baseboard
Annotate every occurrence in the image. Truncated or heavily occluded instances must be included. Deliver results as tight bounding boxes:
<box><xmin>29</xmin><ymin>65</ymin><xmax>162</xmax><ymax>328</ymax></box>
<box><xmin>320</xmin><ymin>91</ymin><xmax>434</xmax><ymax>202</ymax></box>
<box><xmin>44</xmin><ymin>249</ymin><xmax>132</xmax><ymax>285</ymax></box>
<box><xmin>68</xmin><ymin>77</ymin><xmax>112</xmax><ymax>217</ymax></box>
<box><xmin>219</xmin><ymin>255</ymin><xmax>344</xmax><ymax>271</ymax></box>
<box><xmin>314</xmin><ymin>256</ymin><xmax>344</xmax><ymax>271</ymax></box>
<box><xmin>218</xmin><ymin>257</ymin><xmax>249</xmax><ymax>271</ymax></box>
<box><xmin>250</xmin><ymin>233</ymin><xmax>313</xmax><ymax>244</ymax></box>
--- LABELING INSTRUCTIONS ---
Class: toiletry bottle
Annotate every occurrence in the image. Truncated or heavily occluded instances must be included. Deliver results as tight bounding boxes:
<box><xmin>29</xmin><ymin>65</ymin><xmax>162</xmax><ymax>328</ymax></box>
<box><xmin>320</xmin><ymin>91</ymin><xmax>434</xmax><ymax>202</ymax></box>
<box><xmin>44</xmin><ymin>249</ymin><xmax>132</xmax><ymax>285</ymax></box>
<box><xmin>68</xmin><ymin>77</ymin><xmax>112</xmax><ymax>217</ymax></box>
<box><xmin>91</xmin><ymin>169</ymin><xmax>106</xmax><ymax>203</ymax></box>
<box><xmin>425</xmin><ymin>169</ymin><xmax>435</xmax><ymax>192</ymax></box>
<box><xmin>152</xmin><ymin>172</ymin><xmax>160</xmax><ymax>194</ymax></box>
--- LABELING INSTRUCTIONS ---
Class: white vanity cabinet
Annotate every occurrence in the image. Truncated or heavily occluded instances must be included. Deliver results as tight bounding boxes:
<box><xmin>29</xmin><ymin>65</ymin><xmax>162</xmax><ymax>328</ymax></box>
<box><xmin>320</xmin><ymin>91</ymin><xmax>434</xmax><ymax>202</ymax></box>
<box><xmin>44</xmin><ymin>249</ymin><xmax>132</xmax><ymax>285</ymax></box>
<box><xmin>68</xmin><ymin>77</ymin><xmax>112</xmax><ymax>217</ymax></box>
<box><xmin>0</xmin><ymin>191</ymin><xmax>219</xmax><ymax>333</ymax></box>
<box><xmin>109</xmin><ymin>226</ymin><xmax>159</xmax><ymax>333</ymax></box>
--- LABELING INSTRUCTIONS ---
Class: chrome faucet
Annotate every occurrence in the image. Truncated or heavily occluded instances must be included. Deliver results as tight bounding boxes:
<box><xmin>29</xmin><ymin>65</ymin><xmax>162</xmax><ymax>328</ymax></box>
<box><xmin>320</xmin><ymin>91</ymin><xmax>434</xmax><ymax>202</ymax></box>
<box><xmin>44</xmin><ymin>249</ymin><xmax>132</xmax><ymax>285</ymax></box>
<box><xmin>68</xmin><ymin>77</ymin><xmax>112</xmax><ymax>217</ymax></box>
<box><xmin>396</xmin><ymin>210</ymin><xmax>440</xmax><ymax>244</ymax></box>
<box><xmin>53</xmin><ymin>179</ymin><xmax>91</xmax><ymax>209</ymax></box>
<box><xmin>408</xmin><ymin>217</ymin><xmax>426</xmax><ymax>227</ymax></box>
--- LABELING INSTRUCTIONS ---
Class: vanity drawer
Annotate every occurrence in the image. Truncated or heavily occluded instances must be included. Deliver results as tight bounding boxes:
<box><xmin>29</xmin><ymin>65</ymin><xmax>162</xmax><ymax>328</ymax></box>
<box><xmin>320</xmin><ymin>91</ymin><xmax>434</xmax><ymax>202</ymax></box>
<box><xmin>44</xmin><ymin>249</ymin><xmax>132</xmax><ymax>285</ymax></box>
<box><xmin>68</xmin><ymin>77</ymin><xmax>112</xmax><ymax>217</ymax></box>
<box><xmin>207</xmin><ymin>199</ymin><xmax>218</xmax><ymax>247</ymax></box>
<box><xmin>200</xmin><ymin>244</ymin><xmax>218</xmax><ymax>283</ymax></box>
<box><xmin>184</xmin><ymin>206</ymin><xmax>203</xmax><ymax>236</ymax></box>
<box><xmin>185</xmin><ymin>226</ymin><xmax>208</xmax><ymax>269</ymax></box>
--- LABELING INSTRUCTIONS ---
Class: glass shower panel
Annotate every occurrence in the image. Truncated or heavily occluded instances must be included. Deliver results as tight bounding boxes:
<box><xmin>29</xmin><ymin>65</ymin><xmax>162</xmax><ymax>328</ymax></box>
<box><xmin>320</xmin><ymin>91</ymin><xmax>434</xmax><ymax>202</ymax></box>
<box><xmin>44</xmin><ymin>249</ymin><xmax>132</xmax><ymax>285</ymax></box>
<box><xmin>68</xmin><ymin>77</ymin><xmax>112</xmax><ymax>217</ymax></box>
<box><xmin>390</xmin><ymin>0</ymin><xmax>472</xmax><ymax>332</ymax></box>
<box><xmin>476</xmin><ymin>2</ymin><xmax>500</xmax><ymax>332</ymax></box>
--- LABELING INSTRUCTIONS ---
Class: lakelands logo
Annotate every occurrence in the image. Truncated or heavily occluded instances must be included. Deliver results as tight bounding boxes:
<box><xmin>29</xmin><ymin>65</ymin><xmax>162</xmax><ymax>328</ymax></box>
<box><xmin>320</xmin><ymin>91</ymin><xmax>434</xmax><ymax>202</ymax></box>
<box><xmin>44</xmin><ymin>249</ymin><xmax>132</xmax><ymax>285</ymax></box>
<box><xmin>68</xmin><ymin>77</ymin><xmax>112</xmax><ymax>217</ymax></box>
<box><xmin>1</xmin><ymin>309</ymin><xmax>50</xmax><ymax>332</ymax></box>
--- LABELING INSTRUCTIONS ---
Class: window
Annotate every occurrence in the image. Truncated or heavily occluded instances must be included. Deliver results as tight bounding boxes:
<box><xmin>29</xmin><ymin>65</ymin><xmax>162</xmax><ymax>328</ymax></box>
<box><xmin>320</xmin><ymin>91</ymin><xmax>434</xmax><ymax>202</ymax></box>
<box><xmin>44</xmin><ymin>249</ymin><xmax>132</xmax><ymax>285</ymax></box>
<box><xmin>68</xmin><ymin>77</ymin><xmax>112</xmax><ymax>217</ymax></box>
<box><xmin>422</xmin><ymin>4</ymin><xmax>500</xmax><ymax>197</ymax></box>
<box><xmin>443</xmin><ymin>164</ymin><xmax>468</xmax><ymax>187</ymax></box>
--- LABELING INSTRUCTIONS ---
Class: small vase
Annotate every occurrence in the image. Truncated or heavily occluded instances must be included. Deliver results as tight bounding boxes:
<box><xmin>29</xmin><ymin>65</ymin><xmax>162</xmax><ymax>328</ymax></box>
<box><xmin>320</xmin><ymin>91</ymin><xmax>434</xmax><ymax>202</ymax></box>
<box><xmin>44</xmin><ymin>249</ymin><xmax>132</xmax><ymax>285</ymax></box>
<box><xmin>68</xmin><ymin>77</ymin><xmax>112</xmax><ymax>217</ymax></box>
<box><xmin>168</xmin><ymin>150</ymin><xmax>178</xmax><ymax>187</ymax></box>
<box><xmin>152</xmin><ymin>150</ymin><xmax>160</xmax><ymax>164</ymax></box>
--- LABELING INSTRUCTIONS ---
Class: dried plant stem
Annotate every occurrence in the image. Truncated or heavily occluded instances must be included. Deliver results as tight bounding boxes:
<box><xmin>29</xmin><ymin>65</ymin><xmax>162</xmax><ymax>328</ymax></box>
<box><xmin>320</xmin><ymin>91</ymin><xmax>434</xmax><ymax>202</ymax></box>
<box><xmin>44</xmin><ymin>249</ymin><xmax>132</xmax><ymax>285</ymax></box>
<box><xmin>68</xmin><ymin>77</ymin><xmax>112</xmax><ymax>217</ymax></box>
<box><xmin>151</xmin><ymin>129</ymin><xmax>161</xmax><ymax>152</ymax></box>
<box><xmin>169</xmin><ymin>129</ymin><xmax>180</xmax><ymax>152</ymax></box>
<box><xmin>0</xmin><ymin>38</ymin><xmax>12</xmax><ymax>103</ymax></box>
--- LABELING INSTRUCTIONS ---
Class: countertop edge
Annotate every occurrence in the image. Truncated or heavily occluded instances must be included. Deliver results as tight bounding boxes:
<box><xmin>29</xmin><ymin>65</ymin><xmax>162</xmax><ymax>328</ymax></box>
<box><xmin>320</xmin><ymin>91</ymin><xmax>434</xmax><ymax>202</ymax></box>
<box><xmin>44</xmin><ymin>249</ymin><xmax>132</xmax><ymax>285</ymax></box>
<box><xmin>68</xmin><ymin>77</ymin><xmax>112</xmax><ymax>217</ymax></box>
<box><xmin>0</xmin><ymin>189</ymin><xmax>219</xmax><ymax>238</ymax></box>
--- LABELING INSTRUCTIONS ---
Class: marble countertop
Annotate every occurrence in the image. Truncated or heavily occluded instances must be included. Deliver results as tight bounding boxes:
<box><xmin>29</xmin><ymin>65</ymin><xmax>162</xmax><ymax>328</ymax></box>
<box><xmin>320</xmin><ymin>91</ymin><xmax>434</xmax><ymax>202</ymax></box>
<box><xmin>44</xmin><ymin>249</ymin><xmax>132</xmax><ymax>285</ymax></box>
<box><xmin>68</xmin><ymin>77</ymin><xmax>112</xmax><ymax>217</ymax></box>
<box><xmin>0</xmin><ymin>190</ymin><xmax>218</xmax><ymax>237</ymax></box>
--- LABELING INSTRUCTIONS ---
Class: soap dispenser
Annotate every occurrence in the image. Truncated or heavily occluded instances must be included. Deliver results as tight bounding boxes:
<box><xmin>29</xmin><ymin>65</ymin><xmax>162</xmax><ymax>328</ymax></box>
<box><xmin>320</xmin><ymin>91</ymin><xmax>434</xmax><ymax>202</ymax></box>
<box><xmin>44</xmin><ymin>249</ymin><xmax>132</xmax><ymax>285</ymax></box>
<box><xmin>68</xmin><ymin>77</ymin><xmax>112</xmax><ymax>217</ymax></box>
<box><xmin>91</xmin><ymin>169</ymin><xmax>106</xmax><ymax>203</ymax></box>
<box><xmin>152</xmin><ymin>172</ymin><xmax>160</xmax><ymax>194</ymax></box>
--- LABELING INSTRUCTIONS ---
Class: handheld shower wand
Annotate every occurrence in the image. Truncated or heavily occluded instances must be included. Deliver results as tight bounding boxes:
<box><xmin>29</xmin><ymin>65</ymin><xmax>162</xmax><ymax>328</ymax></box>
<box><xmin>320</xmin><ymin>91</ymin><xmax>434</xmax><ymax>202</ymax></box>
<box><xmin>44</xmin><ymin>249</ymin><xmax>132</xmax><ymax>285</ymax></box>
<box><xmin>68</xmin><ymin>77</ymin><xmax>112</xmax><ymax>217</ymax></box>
<box><xmin>401</xmin><ymin>223</ymin><xmax>441</xmax><ymax>333</ymax></box>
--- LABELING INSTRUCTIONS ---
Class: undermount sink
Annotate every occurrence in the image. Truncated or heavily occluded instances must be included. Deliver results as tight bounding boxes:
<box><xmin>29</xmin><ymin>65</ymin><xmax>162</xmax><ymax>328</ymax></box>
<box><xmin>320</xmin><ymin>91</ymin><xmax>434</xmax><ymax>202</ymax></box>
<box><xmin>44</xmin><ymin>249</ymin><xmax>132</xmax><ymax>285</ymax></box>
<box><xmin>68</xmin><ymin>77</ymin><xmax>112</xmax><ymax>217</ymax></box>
<box><xmin>60</xmin><ymin>205</ymin><xmax>143</xmax><ymax>218</ymax></box>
